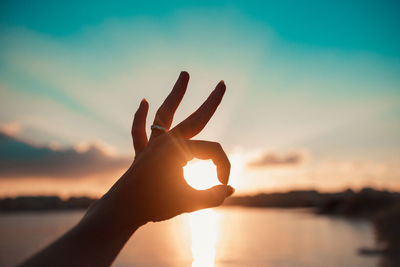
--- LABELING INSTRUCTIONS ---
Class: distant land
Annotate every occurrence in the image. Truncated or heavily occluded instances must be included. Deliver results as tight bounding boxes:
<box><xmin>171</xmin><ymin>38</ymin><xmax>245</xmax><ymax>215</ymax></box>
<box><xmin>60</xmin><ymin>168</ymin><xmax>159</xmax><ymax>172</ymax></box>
<box><xmin>224</xmin><ymin>188</ymin><xmax>400</xmax><ymax>218</ymax></box>
<box><xmin>1</xmin><ymin>188</ymin><xmax>399</xmax><ymax>218</ymax></box>
<box><xmin>0</xmin><ymin>196</ymin><xmax>95</xmax><ymax>212</ymax></box>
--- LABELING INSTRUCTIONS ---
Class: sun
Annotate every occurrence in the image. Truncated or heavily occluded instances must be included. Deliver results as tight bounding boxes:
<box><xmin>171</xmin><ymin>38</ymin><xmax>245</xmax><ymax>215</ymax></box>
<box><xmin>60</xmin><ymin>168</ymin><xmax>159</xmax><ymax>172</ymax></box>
<box><xmin>183</xmin><ymin>154</ymin><xmax>243</xmax><ymax>190</ymax></box>
<box><xmin>184</xmin><ymin>159</ymin><xmax>219</xmax><ymax>190</ymax></box>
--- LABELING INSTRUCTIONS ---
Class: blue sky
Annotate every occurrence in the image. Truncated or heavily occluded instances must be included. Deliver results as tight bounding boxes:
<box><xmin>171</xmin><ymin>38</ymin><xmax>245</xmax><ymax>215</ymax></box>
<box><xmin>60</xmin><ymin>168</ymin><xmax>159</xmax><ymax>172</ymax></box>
<box><xmin>1</xmin><ymin>1</ymin><xmax>399</xmax><ymax>195</ymax></box>
<box><xmin>1</xmin><ymin>1</ymin><xmax>399</xmax><ymax>56</ymax></box>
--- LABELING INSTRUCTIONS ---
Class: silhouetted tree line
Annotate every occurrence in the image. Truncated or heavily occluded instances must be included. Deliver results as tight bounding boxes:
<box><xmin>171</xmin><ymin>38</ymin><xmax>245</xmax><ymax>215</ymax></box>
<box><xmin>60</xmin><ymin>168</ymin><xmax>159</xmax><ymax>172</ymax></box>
<box><xmin>224</xmin><ymin>187</ymin><xmax>400</xmax><ymax>218</ymax></box>
<box><xmin>0</xmin><ymin>196</ymin><xmax>96</xmax><ymax>212</ymax></box>
<box><xmin>224</xmin><ymin>189</ymin><xmax>321</xmax><ymax>208</ymax></box>
<box><xmin>316</xmin><ymin>188</ymin><xmax>400</xmax><ymax>218</ymax></box>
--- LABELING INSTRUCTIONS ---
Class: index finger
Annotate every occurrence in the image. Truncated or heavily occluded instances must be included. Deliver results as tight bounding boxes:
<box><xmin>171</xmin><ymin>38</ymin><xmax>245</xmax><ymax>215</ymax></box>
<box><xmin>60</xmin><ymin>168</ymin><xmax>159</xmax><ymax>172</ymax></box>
<box><xmin>184</xmin><ymin>140</ymin><xmax>231</xmax><ymax>185</ymax></box>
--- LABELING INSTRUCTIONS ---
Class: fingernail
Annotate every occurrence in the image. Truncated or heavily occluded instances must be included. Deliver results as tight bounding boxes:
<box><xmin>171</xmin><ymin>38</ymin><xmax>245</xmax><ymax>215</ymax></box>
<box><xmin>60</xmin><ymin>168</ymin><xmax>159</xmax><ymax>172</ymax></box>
<box><xmin>226</xmin><ymin>185</ymin><xmax>235</xmax><ymax>197</ymax></box>
<box><xmin>217</xmin><ymin>81</ymin><xmax>226</xmax><ymax>94</ymax></box>
<box><xmin>180</xmin><ymin>71</ymin><xmax>189</xmax><ymax>79</ymax></box>
<box><xmin>140</xmin><ymin>98</ymin><xmax>148</xmax><ymax>108</ymax></box>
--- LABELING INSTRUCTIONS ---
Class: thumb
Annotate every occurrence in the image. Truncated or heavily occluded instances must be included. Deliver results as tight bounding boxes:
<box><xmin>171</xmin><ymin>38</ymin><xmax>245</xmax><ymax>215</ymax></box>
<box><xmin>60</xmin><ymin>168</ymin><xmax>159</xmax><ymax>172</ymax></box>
<box><xmin>189</xmin><ymin>185</ymin><xmax>234</xmax><ymax>211</ymax></box>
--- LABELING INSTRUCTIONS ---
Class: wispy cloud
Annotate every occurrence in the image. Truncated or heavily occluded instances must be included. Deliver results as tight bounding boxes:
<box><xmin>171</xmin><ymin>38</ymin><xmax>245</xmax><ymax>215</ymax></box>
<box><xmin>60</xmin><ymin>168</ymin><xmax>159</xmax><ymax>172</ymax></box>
<box><xmin>0</xmin><ymin>131</ymin><xmax>130</xmax><ymax>179</ymax></box>
<box><xmin>247</xmin><ymin>151</ymin><xmax>307</xmax><ymax>168</ymax></box>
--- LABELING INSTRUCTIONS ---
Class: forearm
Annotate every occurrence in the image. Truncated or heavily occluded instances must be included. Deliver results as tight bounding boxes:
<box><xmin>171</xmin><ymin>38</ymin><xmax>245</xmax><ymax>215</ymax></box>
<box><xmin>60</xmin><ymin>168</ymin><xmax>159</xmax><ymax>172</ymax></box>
<box><xmin>19</xmin><ymin>192</ymin><xmax>143</xmax><ymax>267</ymax></box>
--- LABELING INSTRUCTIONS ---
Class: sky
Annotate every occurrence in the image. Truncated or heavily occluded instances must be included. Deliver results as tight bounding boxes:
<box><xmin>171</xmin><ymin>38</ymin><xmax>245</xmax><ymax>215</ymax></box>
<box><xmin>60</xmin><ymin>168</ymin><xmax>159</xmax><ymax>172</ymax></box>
<box><xmin>1</xmin><ymin>0</ymin><xmax>400</xmax><ymax>196</ymax></box>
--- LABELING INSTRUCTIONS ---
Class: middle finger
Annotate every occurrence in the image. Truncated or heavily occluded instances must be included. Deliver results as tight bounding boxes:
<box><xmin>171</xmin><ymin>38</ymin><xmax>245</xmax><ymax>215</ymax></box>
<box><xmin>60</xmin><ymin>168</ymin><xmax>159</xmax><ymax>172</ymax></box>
<box><xmin>150</xmin><ymin>71</ymin><xmax>189</xmax><ymax>140</ymax></box>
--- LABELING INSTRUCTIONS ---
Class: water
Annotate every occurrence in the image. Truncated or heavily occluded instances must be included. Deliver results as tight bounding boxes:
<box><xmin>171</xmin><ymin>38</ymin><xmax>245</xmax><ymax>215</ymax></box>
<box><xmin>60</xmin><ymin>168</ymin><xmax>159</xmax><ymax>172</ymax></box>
<box><xmin>0</xmin><ymin>207</ymin><xmax>379</xmax><ymax>267</ymax></box>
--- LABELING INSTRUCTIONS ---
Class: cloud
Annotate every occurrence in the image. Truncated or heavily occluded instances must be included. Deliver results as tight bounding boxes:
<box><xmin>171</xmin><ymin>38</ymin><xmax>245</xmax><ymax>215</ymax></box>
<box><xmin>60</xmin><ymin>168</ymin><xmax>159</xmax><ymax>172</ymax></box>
<box><xmin>0</xmin><ymin>122</ymin><xmax>22</xmax><ymax>136</ymax></box>
<box><xmin>0</xmin><ymin>131</ymin><xmax>131</xmax><ymax>179</ymax></box>
<box><xmin>247</xmin><ymin>151</ymin><xmax>306</xmax><ymax>168</ymax></box>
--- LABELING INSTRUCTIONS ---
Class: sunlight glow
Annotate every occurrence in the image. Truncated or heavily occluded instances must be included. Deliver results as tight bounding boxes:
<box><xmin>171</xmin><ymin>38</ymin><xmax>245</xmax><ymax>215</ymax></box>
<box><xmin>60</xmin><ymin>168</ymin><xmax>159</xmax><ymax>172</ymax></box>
<box><xmin>184</xmin><ymin>159</ymin><xmax>219</xmax><ymax>190</ymax></box>
<box><xmin>189</xmin><ymin>209</ymin><xmax>220</xmax><ymax>267</ymax></box>
<box><xmin>184</xmin><ymin>155</ymin><xmax>244</xmax><ymax>191</ymax></box>
<box><xmin>226</xmin><ymin>153</ymin><xmax>243</xmax><ymax>190</ymax></box>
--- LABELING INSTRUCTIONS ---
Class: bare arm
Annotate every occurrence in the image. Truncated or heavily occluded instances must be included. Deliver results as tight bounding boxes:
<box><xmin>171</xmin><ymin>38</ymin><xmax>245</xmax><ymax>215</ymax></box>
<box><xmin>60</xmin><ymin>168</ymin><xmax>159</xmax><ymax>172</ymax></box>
<box><xmin>19</xmin><ymin>71</ymin><xmax>234</xmax><ymax>267</ymax></box>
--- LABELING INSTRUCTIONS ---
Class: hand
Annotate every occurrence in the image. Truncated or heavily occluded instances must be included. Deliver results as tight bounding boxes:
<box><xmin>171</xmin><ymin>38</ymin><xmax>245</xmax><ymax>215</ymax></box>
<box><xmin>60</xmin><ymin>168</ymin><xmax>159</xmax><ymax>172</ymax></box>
<box><xmin>104</xmin><ymin>71</ymin><xmax>233</xmax><ymax>227</ymax></box>
<box><xmin>18</xmin><ymin>72</ymin><xmax>234</xmax><ymax>267</ymax></box>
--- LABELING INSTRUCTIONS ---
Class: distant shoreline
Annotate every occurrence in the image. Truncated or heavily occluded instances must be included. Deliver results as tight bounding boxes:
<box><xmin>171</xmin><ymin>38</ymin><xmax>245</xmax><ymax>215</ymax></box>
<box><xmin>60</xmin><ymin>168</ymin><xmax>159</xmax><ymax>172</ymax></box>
<box><xmin>1</xmin><ymin>188</ymin><xmax>399</xmax><ymax>218</ymax></box>
<box><xmin>224</xmin><ymin>188</ymin><xmax>400</xmax><ymax>218</ymax></box>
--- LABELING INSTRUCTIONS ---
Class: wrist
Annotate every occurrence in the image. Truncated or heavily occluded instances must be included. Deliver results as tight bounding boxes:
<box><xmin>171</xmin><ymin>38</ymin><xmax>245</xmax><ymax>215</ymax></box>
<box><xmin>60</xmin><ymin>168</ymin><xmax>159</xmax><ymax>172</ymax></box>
<box><xmin>83</xmin><ymin>190</ymin><xmax>146</xmax><ymax>234</ymax></box>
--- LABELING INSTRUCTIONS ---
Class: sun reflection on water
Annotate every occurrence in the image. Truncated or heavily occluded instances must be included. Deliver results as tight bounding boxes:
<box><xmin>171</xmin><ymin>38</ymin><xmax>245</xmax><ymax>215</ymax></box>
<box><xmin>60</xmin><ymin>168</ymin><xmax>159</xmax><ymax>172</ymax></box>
<box><xmin>189</xmin><ymin>209</ymin><xmax>220</xmax><ymax>267</ymax></box>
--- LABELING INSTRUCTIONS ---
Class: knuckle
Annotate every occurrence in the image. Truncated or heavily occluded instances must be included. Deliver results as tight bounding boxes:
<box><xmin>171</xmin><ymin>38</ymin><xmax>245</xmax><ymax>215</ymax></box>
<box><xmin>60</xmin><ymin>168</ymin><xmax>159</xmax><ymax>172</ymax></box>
<box><xmin>157</xmin><ymin>134</ymin><xmax>177</xmax><ymax>150</ymax></box>
<box><xmin>212</xmin><ymin>142</ymin><xmax>222</xmax><ymax>150</ymax></box>
<box><xmin>156</xmin><ymin>107</ymin><xmax>173</xmax><ymax>124</ymax></box>
<box><xmin>227</xmin><ymin>160</ymin><xmax>231</xmax><ymax>167</ymax></box>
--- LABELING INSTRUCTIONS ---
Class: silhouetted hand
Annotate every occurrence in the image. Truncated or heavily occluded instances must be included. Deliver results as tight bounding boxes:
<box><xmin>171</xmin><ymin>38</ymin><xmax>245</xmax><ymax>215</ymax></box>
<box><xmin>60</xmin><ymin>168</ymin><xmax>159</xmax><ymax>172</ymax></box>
<box><xmin>103</xmin><ymin>71</ymin><xmax>233</xmax><ymax>227</ymax></box>
<box><xmin>19</xmin><ymin>72</ymin><xmax>233</xmax><ymax>267</ymax></box>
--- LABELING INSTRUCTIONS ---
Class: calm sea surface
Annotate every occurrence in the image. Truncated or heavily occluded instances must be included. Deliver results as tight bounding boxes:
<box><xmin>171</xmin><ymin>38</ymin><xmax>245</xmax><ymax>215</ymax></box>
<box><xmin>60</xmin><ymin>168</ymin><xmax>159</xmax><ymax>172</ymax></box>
<box><xmin>0</xmin><ymin>207</ymin><xmax>379</xmax><ymax>267</ymax></box>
